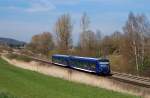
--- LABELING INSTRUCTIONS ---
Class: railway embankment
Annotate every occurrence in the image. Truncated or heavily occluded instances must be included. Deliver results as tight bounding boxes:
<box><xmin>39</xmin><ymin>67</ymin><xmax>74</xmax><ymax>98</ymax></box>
<box><xmin>1</xmin><ymin>56</ymin><xmax>150</xmax><ymax>98</ymax></box>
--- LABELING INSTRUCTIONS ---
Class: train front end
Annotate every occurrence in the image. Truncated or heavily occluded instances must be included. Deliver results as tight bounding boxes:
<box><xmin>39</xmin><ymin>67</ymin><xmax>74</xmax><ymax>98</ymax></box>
<box><xmin>98</xmin><ymin>59</ymin><xmax>111</xmax><ymax>75</ymax></box>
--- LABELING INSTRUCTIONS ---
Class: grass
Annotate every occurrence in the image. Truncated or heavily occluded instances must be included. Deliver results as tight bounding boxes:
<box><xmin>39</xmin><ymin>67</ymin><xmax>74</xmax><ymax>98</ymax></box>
<box><xmin>0</xmin><ymin>58</ymin><xmax>140</xmax><ymax>98</ymax></box>
<box><xmin>6</xmin><ymin>54</ymin><xmax>32</xmax><ymax>62</ymax></box>
<box><xmin>0</xmin><ymin>92</ymin><xmax>17</xmax><ymax>98</ymax></box>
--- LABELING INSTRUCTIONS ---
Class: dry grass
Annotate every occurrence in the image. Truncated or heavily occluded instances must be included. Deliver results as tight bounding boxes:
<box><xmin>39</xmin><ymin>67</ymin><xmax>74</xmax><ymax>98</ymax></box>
<box><xmin>109</xmin><ymin>55</ymin><xmax>136</xmax><ymax>74</ymax></box>
<box><xmin>6</xmin><ymin>53</ymin><xmax>32</xmax><ymax>62</ymax></box>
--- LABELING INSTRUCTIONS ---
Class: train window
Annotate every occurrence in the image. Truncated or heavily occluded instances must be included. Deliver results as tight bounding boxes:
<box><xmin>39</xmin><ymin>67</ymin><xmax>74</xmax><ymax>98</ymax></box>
<box><xmin>71</xmin><ymin>59</ymin><xmax>96</xmax><ymax>70</ymax></box>
<box><xmin>53</xmin><ymin>57</ymin><xmax>67</xmax><ymax>65</ymax></box>
<box><xmin>99</xmin><ymin>62</ymin><xmax>109</xmax><ymax>65</ymax></box>
<box><xmin>99</xmin><ymin>61</ymin><xmax>109</xmax><ymax>68</ymax></box>
<box><xmin>100</xmin><ymin>64</ymin><xmax>107</xmax><ymax>67</ymax></box>
<box><xmin>68</xmin><ymin>58</ymin><xmax>96</xmax><ymax>70</ymax></box>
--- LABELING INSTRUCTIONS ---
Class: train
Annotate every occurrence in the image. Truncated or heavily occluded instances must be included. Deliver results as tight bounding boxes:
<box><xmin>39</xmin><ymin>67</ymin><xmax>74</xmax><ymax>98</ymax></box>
<box><xmin>52</xmin><ymin>54</ymin><xmax>111</xmax><ymax>75</ymax></box>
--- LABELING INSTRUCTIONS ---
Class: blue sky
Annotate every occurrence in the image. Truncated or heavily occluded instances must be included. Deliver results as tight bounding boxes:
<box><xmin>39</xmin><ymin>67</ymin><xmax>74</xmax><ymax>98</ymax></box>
<box><xmin>0</xmin><ymin>0</ymin><xmax>150</xmax><ymax>42</ymax></box>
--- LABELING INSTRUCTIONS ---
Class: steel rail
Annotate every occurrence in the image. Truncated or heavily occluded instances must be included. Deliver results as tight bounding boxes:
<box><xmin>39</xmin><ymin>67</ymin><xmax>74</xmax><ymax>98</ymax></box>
<box><xmin>111</xmin><ymin>71</ymin><xmax>150</xmax><ymax>88</ymax></box>
<box><xmin>112</xmin><ymin>71</ymin><xmax>150</xmax><ymax>82</ymax></box>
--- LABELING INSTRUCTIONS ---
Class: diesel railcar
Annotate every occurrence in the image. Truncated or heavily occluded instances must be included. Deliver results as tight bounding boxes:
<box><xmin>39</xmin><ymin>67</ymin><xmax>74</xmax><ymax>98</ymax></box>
<box><xmin>52</xmin><ymin>54</ymin><xmax>111</xmax><ymax>75</ymax></box>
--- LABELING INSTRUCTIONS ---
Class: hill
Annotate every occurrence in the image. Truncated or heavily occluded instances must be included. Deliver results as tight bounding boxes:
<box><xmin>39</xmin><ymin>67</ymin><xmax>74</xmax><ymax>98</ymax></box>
<box><xmin>0</xmin><ymin>37</ymin><xmax>26</xmax><ymax>47</ymax></box>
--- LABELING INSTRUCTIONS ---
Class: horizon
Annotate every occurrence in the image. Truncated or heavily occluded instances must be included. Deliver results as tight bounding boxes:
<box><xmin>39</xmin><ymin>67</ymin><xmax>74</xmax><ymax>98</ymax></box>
<box><xmin>0</xmin><ymin>0</ymin><xmax>150</xmax><ymax>43</ymax></box>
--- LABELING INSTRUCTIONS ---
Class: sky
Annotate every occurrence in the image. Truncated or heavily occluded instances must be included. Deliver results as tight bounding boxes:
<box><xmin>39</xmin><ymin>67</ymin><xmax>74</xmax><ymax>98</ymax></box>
<box><xmin>0</xmin><ymin>0</ymin><xmax>150</xmax><ymax>43</ymax></box>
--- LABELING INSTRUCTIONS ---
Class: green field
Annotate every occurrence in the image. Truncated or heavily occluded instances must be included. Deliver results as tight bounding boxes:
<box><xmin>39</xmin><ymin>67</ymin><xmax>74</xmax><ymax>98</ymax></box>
<box><xmin>0</xmin><ymin>58</ymin><xmax>140</xmax><ymax>98</ymax></box>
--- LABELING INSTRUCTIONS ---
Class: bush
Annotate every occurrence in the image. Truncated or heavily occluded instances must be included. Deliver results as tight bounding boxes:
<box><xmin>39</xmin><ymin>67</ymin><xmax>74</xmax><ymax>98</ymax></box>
<box><xmin>6</xmin><ymin>54</ymin><xmax>32</xmax><ymax>62</ymax></box>
<box><xmin>6</xmin><ymin>54</ymin><xmax>18</xmax><ymax>59</ymax></box>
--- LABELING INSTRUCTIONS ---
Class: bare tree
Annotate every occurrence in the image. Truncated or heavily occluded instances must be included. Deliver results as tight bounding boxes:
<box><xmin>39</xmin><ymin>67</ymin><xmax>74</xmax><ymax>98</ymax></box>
<box><xmin>80</xmin><ymin>12</ymin><xmax>90</xmax><ymax>33</ymax></box>
<box><xmin>79</xmin><ymin>12</ymin><xmax>91</xmax><ymax>48</ymax></box>
<box><xmin>54</xmin><ymin>14</ymin><xmax>73</xmax><ymax>52</ymax></box>
<box><xmin>78</xmin><ymin>13</ymin><xmax>96</xmax><ymax>56</ymax></box>
<box><xmin>79</xmin><ymin>30</ymin><xmax>97</xmax><ymax>56</ymax></box>
<box><xmin>95</xmin><ymin>30</ymin><xmax>102</xmax><ymax>57</ymax></box>
<box><xmin>96</xmin><ymin>30</ymin><xmax>102</xmax><ymax>44</ymax></box>
<box><xmin>122</xmin><ymin>12</ymin><xmax>150</xmax><ymax>72</ymax></box>
<box><xmin>28</xmin><ymin>32</ymin><xmax>54</xmax><ymax>55</ymax></box>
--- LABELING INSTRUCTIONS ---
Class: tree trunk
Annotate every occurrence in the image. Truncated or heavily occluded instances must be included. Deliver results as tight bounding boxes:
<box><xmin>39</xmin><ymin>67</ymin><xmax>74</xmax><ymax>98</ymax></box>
<box><xmin>133</xmin><ymin>40</ymin><xmax>139</xmax><ymax>72</ymax></box>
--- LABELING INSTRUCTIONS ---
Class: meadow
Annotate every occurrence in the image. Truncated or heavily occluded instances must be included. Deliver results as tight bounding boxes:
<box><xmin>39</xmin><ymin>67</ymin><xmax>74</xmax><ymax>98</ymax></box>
<box><xmin>0</xmin><ymin>58</ymin><xmax>140</xmax><ymax>98</ymax></box>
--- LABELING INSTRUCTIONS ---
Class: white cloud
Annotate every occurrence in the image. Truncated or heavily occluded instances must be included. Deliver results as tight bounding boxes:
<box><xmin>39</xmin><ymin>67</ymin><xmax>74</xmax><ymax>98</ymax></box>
<box><xmin>0</xmin><ymin>0</ymin><xmax>56</xmax><ymax>12</ymax></box>
<box><xmin>52</xmin><ymin>0</ymin><xmax>80</xmax><ymax>5</ymax></box>
<box><xmin>25</xmin><ymin>0</ymin><xmax>55</xmax><ymax>12</ymax></box>
<box><xmin>0</xmin><ymin>0</ymin><xmax>128</xmax><ymax>13</ymax></box>
<box><xmin>52</xmin><ymin>0</ymin><xmax>129</xmax><ymax>5</ymax></box>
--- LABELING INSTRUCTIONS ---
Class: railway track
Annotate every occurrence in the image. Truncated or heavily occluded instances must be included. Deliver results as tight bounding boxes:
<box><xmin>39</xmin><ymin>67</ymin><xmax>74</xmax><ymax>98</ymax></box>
<box><xmin>30</xmin><ymin>55</ymin><xmax>150</xmax><ymax>88</ymax></box>
<box><xmin>111</xmin><ymin>71</ymin><xmax>150</xmax><ymax>88</ymax></box>
<box><xmin>7</xmin><ymin>53</ymin><xmax>150</xmax><ymax>88</ymax></box>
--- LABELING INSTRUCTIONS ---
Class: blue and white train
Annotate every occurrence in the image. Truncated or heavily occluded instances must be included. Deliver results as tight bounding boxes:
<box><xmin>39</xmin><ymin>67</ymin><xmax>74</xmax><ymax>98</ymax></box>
<box><xmin>52</xmin><ymin>54</ymin><xmax>111</xmax><ymax>75</ymax></box>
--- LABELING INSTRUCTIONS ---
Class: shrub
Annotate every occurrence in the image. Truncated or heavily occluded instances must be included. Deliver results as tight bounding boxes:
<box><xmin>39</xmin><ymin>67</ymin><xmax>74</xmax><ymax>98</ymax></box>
<box><xmin>6</xmin><ymin>54</ymin><xmax>32</xmax><ymax>62</ymax></box>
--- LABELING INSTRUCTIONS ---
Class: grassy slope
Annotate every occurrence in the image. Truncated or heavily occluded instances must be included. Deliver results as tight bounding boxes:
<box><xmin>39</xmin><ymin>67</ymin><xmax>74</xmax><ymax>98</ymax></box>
<box><xmin>0</xmin><ymin>58</ymin><xmax>140</xmax><ymax>98</ymax></box>
<box><xmin>0</xmin><ymin>92</ymin><xmax>17</xmax><ymax>98</ymax></box>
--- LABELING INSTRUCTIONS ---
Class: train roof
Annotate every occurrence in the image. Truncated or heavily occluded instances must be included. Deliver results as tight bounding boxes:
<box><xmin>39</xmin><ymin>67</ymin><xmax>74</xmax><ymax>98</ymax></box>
<box><xmin>71</xmin><ymin>56</ymin><xmax>99</xmax><ymax>60</ymax></box>
<box><xmin>70</xmin><ymin>56</ymin><xmax>100</xmax><ymax>62</ymax></box>
<box><xmin>52</xmin><ymin>54</ymin><xmax>109</xmax><ymax>62</ymax></box>
<box><xmin>52</xmin><ymin>54</ymin><xmax>69</xmax><ymax>58</ymax></box>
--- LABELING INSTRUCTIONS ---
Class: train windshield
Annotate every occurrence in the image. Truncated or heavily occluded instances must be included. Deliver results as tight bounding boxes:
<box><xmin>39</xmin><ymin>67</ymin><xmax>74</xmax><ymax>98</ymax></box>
<box><xmin>99</xmin><ymin>62</ymin><xmax>109</xmax><ymax>67</ymax></box>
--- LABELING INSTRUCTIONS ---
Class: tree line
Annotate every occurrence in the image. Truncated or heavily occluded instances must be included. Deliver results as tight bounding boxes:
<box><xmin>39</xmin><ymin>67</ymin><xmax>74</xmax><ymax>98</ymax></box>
<box><xmin>27</xmin><ymin>12</ymin><xmax>150</xmax><ymax>76</ymax></box>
